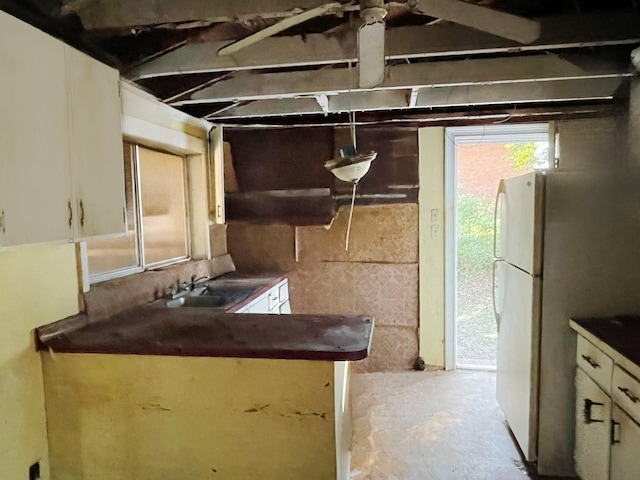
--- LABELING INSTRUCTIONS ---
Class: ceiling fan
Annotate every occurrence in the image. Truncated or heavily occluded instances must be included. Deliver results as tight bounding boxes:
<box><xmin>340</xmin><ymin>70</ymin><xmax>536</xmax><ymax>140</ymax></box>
<box><xmin>217</xmin><ymin>0</ymin><xmax>541</xmax><ymax>89</ymax></box>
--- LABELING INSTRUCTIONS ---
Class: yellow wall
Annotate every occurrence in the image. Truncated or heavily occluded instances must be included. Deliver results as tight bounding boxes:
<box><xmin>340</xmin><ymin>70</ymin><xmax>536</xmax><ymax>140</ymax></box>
<box><xmin>418</xmin><ymin>127</ymin><xmax>446</xmax><ymax>367</ymax></box>
<box><xmin>0</xmin><ymin>243</ymin><xmax>79</xmax><ymax>480</ymax></box>
<box><xmin>43</xmin><ymin>354</ymin><xmax>337</xmax><ymax>480</ymax></box>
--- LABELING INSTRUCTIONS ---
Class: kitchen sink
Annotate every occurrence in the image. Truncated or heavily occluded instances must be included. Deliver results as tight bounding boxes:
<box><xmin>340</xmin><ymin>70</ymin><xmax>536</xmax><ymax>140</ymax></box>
<box><xmin>160</xmin><ymin>286</ymin><xmax>256</xmax><ymax>310</ymax></box>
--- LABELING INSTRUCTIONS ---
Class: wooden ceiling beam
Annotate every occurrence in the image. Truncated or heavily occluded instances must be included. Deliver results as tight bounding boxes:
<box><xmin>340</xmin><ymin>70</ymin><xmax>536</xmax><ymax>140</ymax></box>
<box><xmin>208</xmin><ymin>78</ymin><xmax>624</xmax><ymax>119</ymax></box>
<box><xmin>218</xmin><ymin>104</ymin><xmax>623</xmax><ymax>128</ymax></box>
<box><xmin>173</xmin><ymin>53</ymin><xmax>631</xmax><ymax>105</ymax></box>
<box><xmin>128</xmin><ymin>12</ymin><xmax>640</xmax><ymax>79</ymax></box>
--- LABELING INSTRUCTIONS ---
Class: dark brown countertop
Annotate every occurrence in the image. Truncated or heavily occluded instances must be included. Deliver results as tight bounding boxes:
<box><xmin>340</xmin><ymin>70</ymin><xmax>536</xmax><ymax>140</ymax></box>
<box><xmin>37</xmin><ymin>307</ymin><xmax>374</xmax><ymax>361</ymax></box>
<box><xmin>570</xmin><ymin>316</ymin><xmax>640</xmax><ymax>368</ymax></box>
<box><xmin>37</xmin><ymin>271</ymin><xmax>374</xmax><ymax>361</ymax></box>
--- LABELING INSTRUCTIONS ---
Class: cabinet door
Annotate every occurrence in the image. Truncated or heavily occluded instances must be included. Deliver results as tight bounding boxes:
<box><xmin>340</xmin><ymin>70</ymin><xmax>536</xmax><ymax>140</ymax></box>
<box><xmin>66</xmin><ymin>46</ymin><xmax>125</xmax><ymax>238</ymax></box>
<box><xmin>279</xmin><ymin>300</ymin><xmax>291</xmax><ymax>314</ymax></box>
<box><xmin>610</xmin><ymin>404</ymin><xmax>640</xmax><ymax>480</ymax></box>
<box><xmin>575</xmin><ymin>367</ymin><xmax>611</xmax><ymax>480</ymax></box>
<box><xmin>248</xmin><ymin>293</ymin><xmax>270</xmax><ymax>314</ymax></box>
<box><xmin>209</xmin><ymin>127</ymin><xmax>225</xmax><ymax>224</ymax></box>
<box><xmin>0</xmin><ymin>12</ymin><xmax>73</xmax><ymax>245</ymax></box>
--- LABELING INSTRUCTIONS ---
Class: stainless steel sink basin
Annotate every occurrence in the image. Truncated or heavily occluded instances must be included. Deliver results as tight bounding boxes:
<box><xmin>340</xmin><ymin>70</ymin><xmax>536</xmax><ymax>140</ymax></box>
<box><xmin>160</xmin><ymin>286</ymin><xmax>256</xmax><ymax>310</ymax></box>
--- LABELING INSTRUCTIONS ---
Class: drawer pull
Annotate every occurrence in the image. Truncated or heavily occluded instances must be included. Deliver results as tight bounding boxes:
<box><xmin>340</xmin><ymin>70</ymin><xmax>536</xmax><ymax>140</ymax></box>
<box><xmin>611</xmin><ymin>420</ymin><xmax>621</xmax><ymax>445</ymax></box>
<box><xmin>581</xmin><ymin>354</ymin><xmax>600</xmax><ymax>369</ymax></box>
<box><xmin>584</xmin><ymin>398</ymin><xmax>605</xmax><ymax>424</ymax></box>
<box><xmin>618</xmin><ymin>386</ymin><xmax>639</xmax><ymax>403</ymax></box>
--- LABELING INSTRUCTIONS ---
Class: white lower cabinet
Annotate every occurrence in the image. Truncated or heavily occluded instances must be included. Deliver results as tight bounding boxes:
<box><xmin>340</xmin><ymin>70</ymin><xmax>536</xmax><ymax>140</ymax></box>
<box><xmin>610</xmin><ymin>403</ymin><xmax>640</xmax><ymax>480</ymax></box>
<box><xmin>575</xmin><ymin>368</ymin><xmax>611</xmax><ymax>480</ymax></box>
<box><xmin>573</xmin><ymin>331</ymin><xmax>640</xmax><ymax>480</ymax></box>
<box><xmin>236</xmin><ymin>279</ymin><xmax>290</xmax><ymax>314</ymax></box>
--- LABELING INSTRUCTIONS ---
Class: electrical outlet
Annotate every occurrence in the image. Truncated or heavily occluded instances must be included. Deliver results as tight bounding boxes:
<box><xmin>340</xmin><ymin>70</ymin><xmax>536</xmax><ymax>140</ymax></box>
<box><xmin>430</xmin><ymin>209</ymin><xmax>440</xmax><ymax>223</ymax></box>
<box><xmin>29</xmin><ymin>461</ymin><xmax>40</xmax><ymax>480</ymax></box>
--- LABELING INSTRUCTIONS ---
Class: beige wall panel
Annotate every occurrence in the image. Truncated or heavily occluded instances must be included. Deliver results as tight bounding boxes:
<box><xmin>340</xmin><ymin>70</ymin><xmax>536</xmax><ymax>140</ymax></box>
<box><xmin>418</xmin><ymin>127</ymin><xmax>446</xmax><ymax>368</ymax></box>
<box><xmin>0</xmin><ymin>243</ymin><xmax>79</xmax><ymax>480</ymax></box>
<box><xmin>43</xmin><ymin>354</ymin><xmax>336</xmax><ymax>480</ymax></box>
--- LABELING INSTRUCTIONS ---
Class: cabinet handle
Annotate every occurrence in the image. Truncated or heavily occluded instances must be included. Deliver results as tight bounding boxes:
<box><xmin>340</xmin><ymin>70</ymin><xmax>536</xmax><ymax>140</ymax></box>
<box><xmin>618</xmin><ymin>386</ymin><xmax>639</xmax><ymax>403</ymax></box>
<box><xmin>611</xmin><ymin>420</ymin><xmax>621</xmax><ymax>444</ymax></box>
<box><xmin>584</xmin><ymin>398</ymin><xmax>604</xmax><ymax>423</ymax></box>
<box><xmin>1</xmin><ymin>209</ymin><xmax>5</xmax><ymax>234</ymax></box>
<box><xmin>68</xmin><ymin>200</ymin><xmax>73</xmax><ymax>228</ymax></box>
<box><xmin>581</xmin><ymin>354</ymin><xmax>600</xmax><ymax>369</ymax></box>
<box><xmin>80</xmin><ymin>200</ymin><xmax>85</xmax><ymax>228</ymax></box>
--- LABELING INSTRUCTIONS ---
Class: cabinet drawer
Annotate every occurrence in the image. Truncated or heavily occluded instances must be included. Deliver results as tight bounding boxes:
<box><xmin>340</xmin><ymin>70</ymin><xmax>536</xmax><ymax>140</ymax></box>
<box><xmin>278</xmin><ymin>280</ymin><xmax>289</xmax><ymax>303</ymax></box>
<box><xmin>577</xmin><ymin>335</ymin><xmax>613</xmax><ymax>394</ymax></box>
<box><xmin>267</xmin><ymin>287</ymin><xmax>280</xmax><ymax>311</ymax></box>
<box><xmin>612</xmin><ymin>365</ymin><xmax>640</xmax><ymax>424</ymax></box>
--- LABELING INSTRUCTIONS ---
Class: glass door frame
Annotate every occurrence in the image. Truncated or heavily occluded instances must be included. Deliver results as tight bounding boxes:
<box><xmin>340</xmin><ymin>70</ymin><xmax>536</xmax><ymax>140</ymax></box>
<box><xmin>443</xmin><ymin>123</ymin><xmax>551</xmax><ymax>370</ymax></box>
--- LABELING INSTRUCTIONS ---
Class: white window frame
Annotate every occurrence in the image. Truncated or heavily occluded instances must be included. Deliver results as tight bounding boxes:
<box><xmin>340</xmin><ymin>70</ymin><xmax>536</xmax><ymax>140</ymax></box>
<box><xmin>135</xmin><ymin>144</ymin><xmax>192</xmax><ymax>271</ymax></box>
<box><xmin>88</xmin><ymin>142</ymin><xmax>193</xmax><ymax>284</ymax></box>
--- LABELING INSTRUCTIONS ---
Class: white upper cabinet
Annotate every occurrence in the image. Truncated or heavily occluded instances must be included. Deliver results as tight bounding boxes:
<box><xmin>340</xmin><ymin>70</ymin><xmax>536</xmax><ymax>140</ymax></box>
<box><xmin>0</xmin><ymin>11</ymin><xmax>73</xmax><ymax>246</ymax></box>
<box><xmin>0</xmin><ymin>12</ymin><xmax>125</xmax><ymax>247</ymax></box>
<box><xmin>209</xmin><ymin>126</ymin><xmax>225</xmax><ymax>225</ymax></box>
<box><xmin>65</xmin><ymin>46</ymin><xmax>125</xmax><ymax>239</ymax></box>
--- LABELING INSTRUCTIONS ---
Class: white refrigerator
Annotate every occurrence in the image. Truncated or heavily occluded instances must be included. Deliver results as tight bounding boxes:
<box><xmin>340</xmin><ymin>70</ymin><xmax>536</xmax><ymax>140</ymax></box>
<box><xmin>493</xmin><ymin>169</ymin><xmax>640</xmax><ymax>477</ymax></box>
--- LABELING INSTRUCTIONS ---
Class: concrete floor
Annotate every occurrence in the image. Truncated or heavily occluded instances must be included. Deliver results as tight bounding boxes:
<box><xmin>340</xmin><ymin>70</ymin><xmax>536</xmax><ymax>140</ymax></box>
<box><xmin>350</xmin><ymin>370</ymin><xmax>570</xmax><ymax>480</ymax></box>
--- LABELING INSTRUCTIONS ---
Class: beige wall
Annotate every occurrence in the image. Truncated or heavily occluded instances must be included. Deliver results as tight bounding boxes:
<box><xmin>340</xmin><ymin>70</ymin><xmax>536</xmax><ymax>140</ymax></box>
<box><xmin>0</xmin><ymin>244</ymin><xmax>79</xmax><ymax>480</ymax></box>
<box><xmin>418</xmin><ymin>128</ymin><xmax>446</xmax><ymax>368</ymax></box>
<box><xmin>43</xmin><ymin>354</ymin><xmax>337</xmax><ymax>480</ymax></box>
<box><xmin>228</xmin><ymin>203</ymin><xmax>420</xmax><ymax>372</ymax></box>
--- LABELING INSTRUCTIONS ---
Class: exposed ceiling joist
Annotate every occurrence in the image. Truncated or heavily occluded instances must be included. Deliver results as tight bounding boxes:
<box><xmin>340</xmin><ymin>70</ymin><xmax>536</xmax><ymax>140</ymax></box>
<box><xmin>173</xmin><ymin>53</ymin><xmax>631</xmax><ymax>105</ymax></box>
<box><xmin>128</xmin><ymin>12</ymin><xmax>640</xmax><ymax>80</ymax></box>
<box><xmin>66</xmin><ymin>0</ymin><xmax>342</xmax><ymax>30</ymax></box>
<box><xmin>208</xmin><ymin>78</ymin><xmax>624</xmax><ymax>119</ymax></box>
<box><xmin>218</xmin><ymin>104</ymin><xmax>622</xmax><ymax>129</ymax></box>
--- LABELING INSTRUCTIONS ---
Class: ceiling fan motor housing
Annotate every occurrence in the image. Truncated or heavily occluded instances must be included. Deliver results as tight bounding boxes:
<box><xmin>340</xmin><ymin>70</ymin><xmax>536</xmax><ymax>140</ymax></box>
<box><xmin>360</xmin><ymin>0</ymin><xmax>388</xmax><ymax>24</ymax></box>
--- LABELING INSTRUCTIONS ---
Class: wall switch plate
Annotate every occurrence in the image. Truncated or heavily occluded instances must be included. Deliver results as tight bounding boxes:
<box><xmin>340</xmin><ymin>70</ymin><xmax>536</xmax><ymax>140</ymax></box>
<box><xmin>430</xmin><ymin>209</ymin><xmax>440</xmax><ymax>223</ymax></box>
<box><xmin>431</xmin><ymin>225</ymin><xmax>440</xmax><ymax>238</ymax></box>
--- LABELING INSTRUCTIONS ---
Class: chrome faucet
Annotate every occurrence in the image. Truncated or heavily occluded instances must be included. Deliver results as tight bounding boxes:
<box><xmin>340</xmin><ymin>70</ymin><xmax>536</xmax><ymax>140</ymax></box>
<box><xmin>167</xmin><ymin>275</ymin><xmax>211</xmax><ymax>299</ymax></box>
<box><xmin>188</xmin><ymin>274</ymin><xmax>210</xmax><ymax>290</ymax></box>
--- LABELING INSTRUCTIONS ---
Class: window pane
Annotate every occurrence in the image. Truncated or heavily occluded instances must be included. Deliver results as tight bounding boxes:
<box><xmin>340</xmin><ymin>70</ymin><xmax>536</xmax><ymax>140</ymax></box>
<box><xmin>138</xmin><ymin>146</ymin><xmax>188</xmax><ymax>265</ymax></box>
<box><xmin>87</xmin><ymin>142</ymin><xmax>139</xmax><ymax>275</ymax></box>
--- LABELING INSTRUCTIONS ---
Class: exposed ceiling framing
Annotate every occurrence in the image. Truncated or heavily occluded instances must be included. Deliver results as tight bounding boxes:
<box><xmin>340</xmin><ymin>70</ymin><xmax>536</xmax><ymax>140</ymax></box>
<box><xmin>3</xmin><ymin>0</ymin><xmax>640</xmax><ymax>128</ymax></box>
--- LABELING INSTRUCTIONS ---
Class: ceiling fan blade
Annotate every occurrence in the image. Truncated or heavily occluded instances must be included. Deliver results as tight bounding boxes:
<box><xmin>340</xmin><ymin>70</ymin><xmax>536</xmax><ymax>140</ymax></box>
<box><xmin>218</xmin><ymin>2</ymin><xmax>343</xmax><ymax>56</ymax></box>
<box><xmin>415</xmin><ymin>0</ymin><xmax>540</xmax><ymax>44</ymax></box>
<box><xmin>358</xmin><ymin>21</ymin><xmax>386</xmax><ymax>88</ymax></box>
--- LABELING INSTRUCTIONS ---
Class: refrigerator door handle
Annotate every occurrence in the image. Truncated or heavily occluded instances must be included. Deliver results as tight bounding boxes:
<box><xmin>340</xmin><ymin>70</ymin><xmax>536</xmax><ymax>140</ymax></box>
<box><xmin>492</xmin><ymin>259</ymin><xmax>504</xmax><ymax>331</ymax></box>
<box><xmin>493</xmin><ymin>179</ymin><xmax>507</xmax><ymax>259</ymax></box>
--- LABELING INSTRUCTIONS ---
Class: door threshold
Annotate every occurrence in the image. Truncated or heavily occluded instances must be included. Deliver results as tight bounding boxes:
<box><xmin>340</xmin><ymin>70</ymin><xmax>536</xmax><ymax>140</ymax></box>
<box><xmin>456</xmin><ymin>364</ymin><xmax>497</xmax><ymax>372</ymax></box>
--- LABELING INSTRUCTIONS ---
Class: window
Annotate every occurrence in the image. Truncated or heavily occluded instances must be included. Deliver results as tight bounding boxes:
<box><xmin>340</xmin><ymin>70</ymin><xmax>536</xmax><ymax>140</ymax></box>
<box><xmin>137</xmin><ymin>146</ymin><xmax>189</xmax><ymax>266</ymax></box>
<box><xmin>86</xmin><ymin>142</ymin><xmax>190</xmax><ymax>281</ymax></box>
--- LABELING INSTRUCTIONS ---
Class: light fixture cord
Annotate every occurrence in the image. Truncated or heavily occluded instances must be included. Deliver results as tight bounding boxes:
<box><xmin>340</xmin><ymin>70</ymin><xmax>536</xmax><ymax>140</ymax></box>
<box><xmin>348</xmin><ymin>60</ymin><xmax>356</xmax><ymax>150</ymax></box>
<box><xmin>345</xmin><ymin>181</ymin><xmax>358</xmax><ymax>250</ymax></box>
